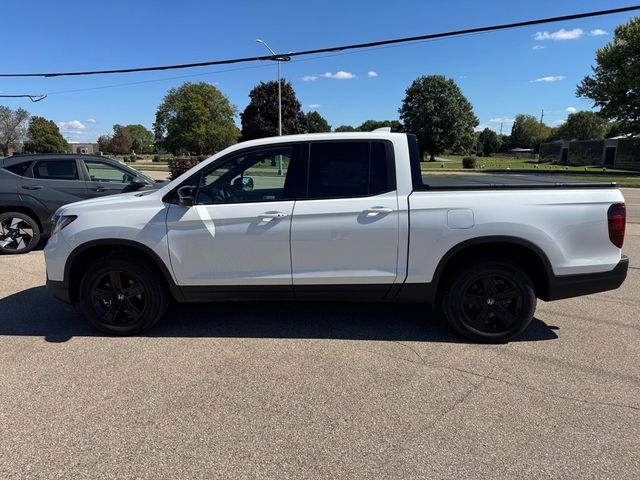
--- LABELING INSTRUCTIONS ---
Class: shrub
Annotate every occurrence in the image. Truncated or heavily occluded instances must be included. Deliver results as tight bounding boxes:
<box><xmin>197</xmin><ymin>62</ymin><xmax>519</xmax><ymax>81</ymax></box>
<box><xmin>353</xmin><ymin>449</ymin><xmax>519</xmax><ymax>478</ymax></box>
<box><xmin>462</xmin><ymin>156</ymin><xmax>477</xmax><ymax>169</ymax></box>
<box><xmin>152</xmin><ymin>155</ymin><xmax>162</xmax><ymax>163</ymax></box>
<box><xmin>123</xmin><ymin>155</ymin><xmax>134</xmax><ymax>163</ymax></box>
<box><xmin>169</xmin><ymin>157</ymin><xmax>200</xmax><ymax>180</ymax></box>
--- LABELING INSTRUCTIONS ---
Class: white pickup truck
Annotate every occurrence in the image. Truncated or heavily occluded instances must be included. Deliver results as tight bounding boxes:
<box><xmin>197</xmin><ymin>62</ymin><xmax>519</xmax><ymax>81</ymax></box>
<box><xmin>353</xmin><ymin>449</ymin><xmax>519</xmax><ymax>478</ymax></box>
<box><xmin>44</xmin><ymin>132</ymin><xmax>628</xmax><ymax>342</ymax></box>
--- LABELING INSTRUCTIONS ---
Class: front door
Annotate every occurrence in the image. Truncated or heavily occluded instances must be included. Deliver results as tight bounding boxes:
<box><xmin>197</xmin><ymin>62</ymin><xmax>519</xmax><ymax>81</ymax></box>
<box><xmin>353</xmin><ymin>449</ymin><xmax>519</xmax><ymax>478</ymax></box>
<box><xmin>290</xmin><ymin>141</ymin><xmax>400</xmax><ymax>299</ymax></box>
<box><xmin>166</xmin><ymin>144</ymin><xmax>306</xmax><ymax>294</ymax></box>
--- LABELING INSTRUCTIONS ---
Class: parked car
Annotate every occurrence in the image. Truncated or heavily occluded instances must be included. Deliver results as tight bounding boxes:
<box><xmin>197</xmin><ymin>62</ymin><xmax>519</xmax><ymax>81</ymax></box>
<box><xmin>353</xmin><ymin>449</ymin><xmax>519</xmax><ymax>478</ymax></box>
<box><xmin>0</xmin><ymin>154</ymin><xmax>160</xmax><ymax>254</ymax></box>
<box><xmin>44</xmin><ymin>132</ymin><xmax>628</xmax><ymax>342</ymax></box>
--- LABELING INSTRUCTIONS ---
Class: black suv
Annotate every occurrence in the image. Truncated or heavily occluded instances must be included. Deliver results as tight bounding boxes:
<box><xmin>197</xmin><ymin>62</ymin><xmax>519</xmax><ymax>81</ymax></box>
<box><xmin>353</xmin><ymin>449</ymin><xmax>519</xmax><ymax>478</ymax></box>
<box><xmin>0</xmin><ymin>154</ymin><xmax>160</xmax><ymax>254</ymax></box>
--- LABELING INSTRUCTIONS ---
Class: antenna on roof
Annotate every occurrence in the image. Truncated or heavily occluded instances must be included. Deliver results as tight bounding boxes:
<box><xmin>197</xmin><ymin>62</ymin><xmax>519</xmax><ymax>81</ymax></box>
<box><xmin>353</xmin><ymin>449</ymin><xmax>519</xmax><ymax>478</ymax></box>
<box><xmin>372</xmin><ymin>127</ymin><xmax>391</xmax><ymax>133</ymax></box>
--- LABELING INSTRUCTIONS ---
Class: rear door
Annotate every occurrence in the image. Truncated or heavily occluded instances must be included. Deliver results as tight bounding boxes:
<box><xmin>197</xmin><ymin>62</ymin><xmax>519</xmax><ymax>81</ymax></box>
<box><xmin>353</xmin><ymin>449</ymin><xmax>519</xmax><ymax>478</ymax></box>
<box><xmin>81</xmin><ymin>159</ymin><xmax>141</xmax><ymax>198</ymax></box>
<box><xmin>20</xmin><ymin>159</ymin><xmax>88</xmax><ymax>215</ymax></box>
<box><xmin>290</xmin><ymin>140</ymin><xmax>400</xmax><ymax>299</ymax></box>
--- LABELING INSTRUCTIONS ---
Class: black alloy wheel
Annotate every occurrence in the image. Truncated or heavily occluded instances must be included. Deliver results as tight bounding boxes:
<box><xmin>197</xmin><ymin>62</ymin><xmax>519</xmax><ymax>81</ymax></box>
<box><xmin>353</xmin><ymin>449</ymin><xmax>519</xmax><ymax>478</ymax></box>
<box><xmin>0</xmin><ymin>212</ymin><xmax>41</xmax><ymax>254</ymax></box>
<box><xmin>442</xmin><ymin>260</ymin><xmax>536</xmax><ymax>343</ymax></box>
<box><xmin>80</xmin><ymin>255</ymin><xmax>168</xmax><ymax>335</ymax></box>
<box><xmin>90</xmin><ymin>270</ymin><xmax>147</xmax><ymax>327</ymax></box>
<box><xmin>461</xmin><ymin>273</ymin><xmax>523</xmax><ymax>334</ymax></box>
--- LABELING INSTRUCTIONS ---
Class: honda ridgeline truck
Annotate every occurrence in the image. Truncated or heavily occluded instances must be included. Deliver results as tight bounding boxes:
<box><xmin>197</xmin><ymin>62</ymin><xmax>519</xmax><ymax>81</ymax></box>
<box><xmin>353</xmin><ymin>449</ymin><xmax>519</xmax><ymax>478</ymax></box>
<box><xmin>44</xmin><ymin>132</ymin><xmax>628</xmax><ymax>342</ymax></box>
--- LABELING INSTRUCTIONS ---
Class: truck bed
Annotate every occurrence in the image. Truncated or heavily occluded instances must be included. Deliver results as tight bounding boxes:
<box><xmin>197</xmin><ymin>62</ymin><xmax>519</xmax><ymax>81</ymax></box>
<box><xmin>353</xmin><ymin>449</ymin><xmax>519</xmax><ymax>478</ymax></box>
<box><xmin>420</xmin><ymin>174</ymin><xmax>617</xmax><ymax>190</ymax></box>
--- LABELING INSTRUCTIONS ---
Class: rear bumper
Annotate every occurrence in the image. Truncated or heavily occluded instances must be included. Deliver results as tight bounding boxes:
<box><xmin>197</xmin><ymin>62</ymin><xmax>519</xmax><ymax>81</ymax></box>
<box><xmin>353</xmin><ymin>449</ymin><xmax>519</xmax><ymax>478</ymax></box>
<box><xmin>46</xmin><ymin>278</ymin><xmax>72</xmax><ymax>305</ymax></box>
<box><xmin>545</xmin><ymin>255</ymin><xmax>629</xmax><ymax>301</ymax></box>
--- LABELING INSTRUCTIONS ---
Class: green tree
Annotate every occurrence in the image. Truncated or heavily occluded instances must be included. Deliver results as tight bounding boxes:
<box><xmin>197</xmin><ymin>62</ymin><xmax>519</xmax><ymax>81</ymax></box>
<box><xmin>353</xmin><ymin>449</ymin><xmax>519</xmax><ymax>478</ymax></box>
<box><xmin>334</xmin><ymin>125</ymin><xmax>356</xmax><ymax>132</ymax></box>
<box><xmin>399</xmin><ymin>75</ymin><xmax>478</xmax><ymax>161</ymax></box>
<box><xmin>124</xmin><ymin>124</ymin><xmax>154</xmax><ymax>153</ymax></box>
<box><xmin>97</xmin><ymin>134</ymin><xmax>112</xmax><ymax>153</ymax></box>
<box><xmin>23</xmin><ymin>116</ymin><xmax>69</xmax><ymax>153</ymax></box>
<box><xmin>510</xmin><ymin>114</ymin><xmax>551</xmax><ymax>149</ymax></box>
<box><xmin>109</xmin><ymin>125</ymin><xmax>134</xmax><ymax>154</ymax></box>
<box><xmin>240</xmin><ymin>80</ymin><xmax>305</xmax><ymax>140</ymax></box>
<box><xmin>556</xmin><ymin>111</ymin><xmax>607</xmax><ymax>140</ymax></box>
<box><xmin>577</xmin><ymin>17</ymin><xmax>640</xmax><ymax>134</ymax></box>
<box><xmin>154</xmin><ymin>82</ymin><xmax>239</xmax><ymax>155</ymax></box>
<box><xmin>0</xmin><ymin>106</ymin><xmax>29</xmax><ymax>156</ymax></box>
<box><xmin>305</xmin><ymin>111</ymin><xmax>331</xmax><ymax>133</ymax></box>
<box><xmin>357</xmin><ymin>119</ymin><xmax>405</xmax><ymax>132</ymax></box>
<box><xmin>478</xmin><ymin>128</ymin><xmax>502</xmax><ymax>156</ymax></box>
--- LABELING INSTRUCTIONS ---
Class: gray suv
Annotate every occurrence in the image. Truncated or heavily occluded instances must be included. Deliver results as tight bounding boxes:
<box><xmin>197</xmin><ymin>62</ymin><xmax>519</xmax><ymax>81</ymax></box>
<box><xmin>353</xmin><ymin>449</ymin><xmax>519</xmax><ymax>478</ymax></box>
<box><xmin>0</xmin><ymin>154</ymin><xmax>160</xmax><ymax>254</ymax></box>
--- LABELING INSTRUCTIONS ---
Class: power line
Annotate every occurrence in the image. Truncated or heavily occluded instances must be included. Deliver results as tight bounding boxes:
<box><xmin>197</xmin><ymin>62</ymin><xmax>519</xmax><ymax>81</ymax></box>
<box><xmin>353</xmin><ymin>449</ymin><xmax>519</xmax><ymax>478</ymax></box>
<box><xmin>1</xmin><ymin>5</ymin><xmax>638</xmax><ymax>78</ymax></box>
<box><xmin>0</xmin><ymin>94</ymin><xmax>47</xmax><ymax>102</ymax></box>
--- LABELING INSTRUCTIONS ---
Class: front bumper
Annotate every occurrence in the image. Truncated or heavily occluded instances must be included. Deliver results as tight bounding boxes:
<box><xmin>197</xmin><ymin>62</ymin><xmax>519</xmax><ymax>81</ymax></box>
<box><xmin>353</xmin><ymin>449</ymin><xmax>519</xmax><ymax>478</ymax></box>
<box><xmin>545</xmin><ymin>255</ymin><xmax>629</xmax><ymax>301</ymax></box>
<box><xmin>46</xmin><ymin>278</ymin><xmax>72</xmax><ymax>304</ymax></box>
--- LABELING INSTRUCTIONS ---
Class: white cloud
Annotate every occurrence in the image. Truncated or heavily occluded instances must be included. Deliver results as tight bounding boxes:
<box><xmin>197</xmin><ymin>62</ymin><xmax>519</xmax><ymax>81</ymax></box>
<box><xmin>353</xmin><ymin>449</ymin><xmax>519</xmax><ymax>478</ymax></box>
<box><xmin>532</xmin><ymin>45</ymin><xmax>545</xmax><ymax>50</ymax></box>
<box><xmin>58</xmin><ymin>120</ymin><xmax>87</xmax><ymax>131</ymax></box>
<box><xmin>301</xmin><ymin>75</ymin><xmax>318</xmax><ymax>82</ymax></box>
<box><xmin>86</xmin><ymin>118</ymin><xmax>96</xmax><ymax>123</ymax></box>
<box><xmin>367</xmin><ymin>70</ymin><xmax>378</xmax><ymax>77</ymax></box>
<box><xmin>307</xmin><ymin>104</ymin><xmax>321</xmax><ymax>109</ymax></box>
<box><xmin>489</xmin><ymin>117</ymin><xmax>515</xmax><ymax>123</ymax></box>
<box><xmin>458</xmin><ymin>75</ymin><xmax>468</xmax><ymax>79</ymax></box>
<box><xmin>533</xmin><ymin>75</ymin><xmax>566</xmax><ymax>82</ymax></box>
<box><xmin>589</xmin><ymin>29</ymin><xmax>608</xmax><ymax>36</ymax></box>
<box><xmin>323</xmin><ymin>71</ymin><xmax>357</xmax><ymax>80</ymax></box>
<box><xmin>534</xmin><ymin>28</ymin><xmax>583</xmax><ymax>41</ymax></box>
<box><xmin>566</xmin><ymin>106</ymin><xmax>577</xmax><ymax>113</ymax></box>
<box><xmin>474</xmin><ymin>124</ymin><xmax>489</xmax><ymax>132</ymax></box>
<box><xmin>555</xmin><ymin>118</ymin><xmax>567</xmax><ymax>125</ymax></box>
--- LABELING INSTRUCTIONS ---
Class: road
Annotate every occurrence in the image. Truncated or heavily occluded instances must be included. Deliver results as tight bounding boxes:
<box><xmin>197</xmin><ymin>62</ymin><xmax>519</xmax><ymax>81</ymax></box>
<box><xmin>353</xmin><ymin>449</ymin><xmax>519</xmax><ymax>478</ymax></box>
<box><xmin>0</xmin><ymin>190</ymin><xmax>638</xmax><ymax>479</ymax></box>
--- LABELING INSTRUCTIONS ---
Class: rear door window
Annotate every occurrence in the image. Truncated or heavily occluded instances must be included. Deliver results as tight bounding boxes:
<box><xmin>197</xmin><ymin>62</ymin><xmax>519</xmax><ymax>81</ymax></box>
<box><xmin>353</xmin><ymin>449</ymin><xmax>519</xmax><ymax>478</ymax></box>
<box><xmin>306</xmin><ymin>141</ymin><xmax>394</xmax><ymax>199</ymax></box>
<box><xmin>33</xmin><ymin>160</ymin><xmax>79</xmax><ymax>180</ymax></box>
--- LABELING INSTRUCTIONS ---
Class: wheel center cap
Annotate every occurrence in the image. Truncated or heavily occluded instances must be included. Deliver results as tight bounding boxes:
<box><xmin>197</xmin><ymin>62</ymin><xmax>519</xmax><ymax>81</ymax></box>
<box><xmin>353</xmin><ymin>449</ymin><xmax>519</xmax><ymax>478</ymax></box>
<box><xmin>486</xmin><ymin>298</ymin><xmax>495</xmax><ymax>305</ymax></box>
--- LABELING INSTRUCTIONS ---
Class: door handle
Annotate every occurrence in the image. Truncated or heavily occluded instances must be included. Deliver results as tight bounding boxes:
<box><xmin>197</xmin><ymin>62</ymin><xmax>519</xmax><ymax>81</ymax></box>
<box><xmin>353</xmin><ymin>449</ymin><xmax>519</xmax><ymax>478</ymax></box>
<box><xmin>363</xmin><ymin>206</ymin><xmax>393</xmax><ymax>215</ymax></box>
<box><xmin>92</xmin><ymin>186</ymin><xmax>107</xmax><ymax>192</ymax></box>
<box><xmin>258</xmin><ymin>212</ymin><xmax>287</xmax><ymax>220</ymax></box>
<box><xmin>21</xmin><ymin>185</ymin><xmax>42</xmax><ymax>190</ymax></box>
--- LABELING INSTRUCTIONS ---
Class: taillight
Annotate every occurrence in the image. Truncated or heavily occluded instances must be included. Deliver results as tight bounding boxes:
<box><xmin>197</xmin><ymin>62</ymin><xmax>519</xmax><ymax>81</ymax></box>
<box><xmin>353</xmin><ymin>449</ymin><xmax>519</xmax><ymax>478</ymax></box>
<box><xmin>607</xmin><ymin>203</ymin><xmax>626</xmax><ymax>248</ymax></box>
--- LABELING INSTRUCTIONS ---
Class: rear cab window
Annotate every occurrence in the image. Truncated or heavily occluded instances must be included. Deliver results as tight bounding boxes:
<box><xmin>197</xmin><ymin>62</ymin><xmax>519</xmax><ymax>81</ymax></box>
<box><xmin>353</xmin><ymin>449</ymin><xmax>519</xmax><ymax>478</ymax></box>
<box><xmin>306</xmin><ymin>140</ymin><xmax>395</xmax><ymax>199</ymax></box>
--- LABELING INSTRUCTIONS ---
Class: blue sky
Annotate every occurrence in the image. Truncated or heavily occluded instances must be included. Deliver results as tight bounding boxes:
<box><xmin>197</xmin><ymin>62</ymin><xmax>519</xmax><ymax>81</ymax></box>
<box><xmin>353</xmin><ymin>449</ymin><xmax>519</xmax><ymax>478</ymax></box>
<box><xmin>0</xmin><ymin>0</ymin><xmax>636</xmax><ymax>142</ymax></box>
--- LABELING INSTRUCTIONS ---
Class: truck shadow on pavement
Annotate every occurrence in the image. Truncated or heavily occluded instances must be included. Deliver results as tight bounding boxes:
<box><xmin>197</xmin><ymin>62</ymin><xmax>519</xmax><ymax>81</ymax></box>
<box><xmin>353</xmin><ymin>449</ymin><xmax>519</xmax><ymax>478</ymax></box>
<box><xmin>0</xmin><ymin>286</ymin><xmax>559</xmax><ymax>343</ymax></box>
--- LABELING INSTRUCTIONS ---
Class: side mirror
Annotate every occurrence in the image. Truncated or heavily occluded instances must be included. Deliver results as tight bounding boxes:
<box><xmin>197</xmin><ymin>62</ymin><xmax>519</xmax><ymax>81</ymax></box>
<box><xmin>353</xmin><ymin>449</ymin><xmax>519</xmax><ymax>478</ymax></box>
<box><xmin>233</xmin><ymin>176</ymin><xmax>254</xmax><ymax>191</ymax></box>
<box><xmin>130</xmin><ymin>178</ymin><xmax>146</xmax><ymax>189</ymax></box>
<box><xmin>177</xmin><ymin>186</ymin><xmax>194</xmax><ymax>207</ymax></box>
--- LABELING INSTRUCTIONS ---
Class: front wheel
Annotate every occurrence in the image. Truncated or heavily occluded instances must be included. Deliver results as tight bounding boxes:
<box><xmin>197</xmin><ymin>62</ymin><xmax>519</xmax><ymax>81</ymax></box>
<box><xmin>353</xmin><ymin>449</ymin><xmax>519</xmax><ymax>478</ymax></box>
<box><xmin>79</xmin><ymin>255</ymin><xmax>168</xmax><ymax>335</ymax></box>
<box><xmin>442</xmin><ymin>260</ymin><xmax>536</xmax><ymax>343</ymax></box>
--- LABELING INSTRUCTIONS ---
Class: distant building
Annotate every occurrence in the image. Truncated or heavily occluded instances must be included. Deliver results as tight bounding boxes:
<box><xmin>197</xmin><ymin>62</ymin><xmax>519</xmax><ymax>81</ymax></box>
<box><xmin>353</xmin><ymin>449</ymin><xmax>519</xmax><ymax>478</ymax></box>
<box><xmin>507</xmin><ymin>148</ymin><xmax>534</xmax><ymax>159</ymax></box>
<box><xmin>68</xmin><ymin>142</ymin><xmax>99</xmax><ymax>155</ymax></box>
<box><xmin>540</xmin><ymin>137</ymin><xmax>640</xmax><ymax>168</ymax></box>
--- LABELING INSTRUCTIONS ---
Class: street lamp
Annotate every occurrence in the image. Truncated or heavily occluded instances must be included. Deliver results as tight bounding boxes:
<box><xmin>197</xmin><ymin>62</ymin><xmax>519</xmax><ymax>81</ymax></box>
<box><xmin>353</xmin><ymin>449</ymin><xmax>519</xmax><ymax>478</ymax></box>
<box><xmin>256</xmin><ymin>39</ymin><xmax>291</xmax><ymax>175</ymax></box>
<box><xmin>256</xmin><ymin>39</ymin><xmax>282</xmax><ymax>137</ymax></box>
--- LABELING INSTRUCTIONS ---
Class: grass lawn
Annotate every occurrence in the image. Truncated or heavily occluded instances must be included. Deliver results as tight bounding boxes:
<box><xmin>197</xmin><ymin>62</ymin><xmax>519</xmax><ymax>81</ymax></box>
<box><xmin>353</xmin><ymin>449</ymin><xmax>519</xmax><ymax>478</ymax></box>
<box><xmin>421</xmin><ymin>154</ymin><xmax>636</xmax><ymax>174</ymax></box>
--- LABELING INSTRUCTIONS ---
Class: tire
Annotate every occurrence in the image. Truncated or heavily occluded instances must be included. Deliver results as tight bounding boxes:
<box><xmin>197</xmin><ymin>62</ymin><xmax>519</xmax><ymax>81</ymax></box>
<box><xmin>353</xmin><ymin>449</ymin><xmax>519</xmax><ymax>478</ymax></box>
<box><xmin>0</xmin><ymin>211</ymin><xmax>41</xmax><ymax>254</ymax></box>
<box><xmin>79</xmin><ymin>254</ymin><xmax>168</xmax><ymax>335</ymax></box>
<box><xmin>442</xmin><ymin>260</ymin><xmax>536</xmax><ymax>343</ymax></box>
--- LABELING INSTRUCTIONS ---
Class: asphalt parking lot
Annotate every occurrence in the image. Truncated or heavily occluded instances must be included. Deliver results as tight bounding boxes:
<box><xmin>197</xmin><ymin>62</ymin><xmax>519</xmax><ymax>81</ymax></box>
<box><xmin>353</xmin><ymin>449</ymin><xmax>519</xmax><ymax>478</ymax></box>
<box><xmin>1</xmin><ymin>190</ymin><xmax>639</xmax><ymax>479</ymax></box>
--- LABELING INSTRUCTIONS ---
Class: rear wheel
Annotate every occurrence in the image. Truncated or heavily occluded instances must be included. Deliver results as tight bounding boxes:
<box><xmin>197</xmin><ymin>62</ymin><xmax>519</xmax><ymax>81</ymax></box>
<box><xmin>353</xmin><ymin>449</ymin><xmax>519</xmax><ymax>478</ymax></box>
<box><xmin>442</xmin><ymin>260</ymin><xmax>536</xmax><ymax>343</ymax></box>
<box><xmin>79</xmin><ymin>255</ymin><xmax>168</xmax><ymax>335</ymax></box>
<box><xmin>0</xmin><ymin>212</ymin><xmax>41</xmax><ymax>254</ymax></box>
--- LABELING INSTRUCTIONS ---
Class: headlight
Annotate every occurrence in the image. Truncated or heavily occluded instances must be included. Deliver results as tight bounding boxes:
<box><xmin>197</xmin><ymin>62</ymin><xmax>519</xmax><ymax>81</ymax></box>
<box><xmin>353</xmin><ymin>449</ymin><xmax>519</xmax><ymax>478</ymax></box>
<box><xmin>52</xmin><ymin>215</ymin><xmax>77</xmax><ymax>235</ymax></box>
